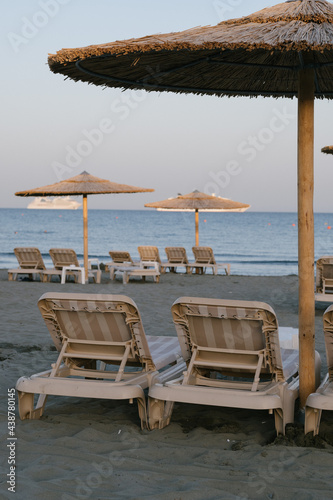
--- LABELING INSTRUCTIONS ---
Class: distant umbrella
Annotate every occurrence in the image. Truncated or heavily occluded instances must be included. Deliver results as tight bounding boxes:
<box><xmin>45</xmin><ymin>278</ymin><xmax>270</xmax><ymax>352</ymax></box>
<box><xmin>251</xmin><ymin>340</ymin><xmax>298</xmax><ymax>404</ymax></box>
<box><xmin>145</xmin><ymin>190</ymin><xmax>250</xmax><ymax>245</ymax></box>
<box><xmin>322</xmin><ymin>146</ymin><xmax>333</xmax><ymax>154</ymax></box>
<box><xmin>15</xmin><ymin>171</ymin><xmax>154</xmax><ymax>279</ymax></box>
<box><xmin>47</xmin><ymin>0</ymin><xmax>333</xmax><ymax>405</ymax></box>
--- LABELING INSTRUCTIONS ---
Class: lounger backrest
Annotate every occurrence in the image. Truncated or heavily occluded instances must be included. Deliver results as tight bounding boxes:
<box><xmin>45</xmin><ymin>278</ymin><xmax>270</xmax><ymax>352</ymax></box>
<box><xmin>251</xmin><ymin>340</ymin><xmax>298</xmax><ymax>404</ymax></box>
<box><xmin>323</xmin><ymin>305</ymin><xmax>333</xmax><ymax>380</ymax></box>
<box><xmin>109</xmin><ymin>251</ymin><xmax>133</xmax><ymax>263</ymax></box>
<box><xmin>171</xmin><ymin>297</ymin><xmax>284</xmax><ymax>380</ymax></box>
<box><xmin>138</xmin><ymin>246</ymin><xmax>161</xmax><ymax>263</ymax></box>
<box><xmin>49</xmin><ymin>248</ymin><xmax>79</xmax><ymax>269</ymax></box>
<box><xmin>315</xmin><ymin>256</ymin><xmax>333</xmax><ymax>291</ymax></box>
<box><xmin>14</xmin><ymin>247</ymin><xmax>46</xmax><ymax>270</ymax></box>
<box><xmin>165</xmin><ymin>247</ymin><xmax>188</xmax><ymax>264</ymax></box>
<box><xmin>38</xmin><ymin>293</ymin><xmax>154</xmax><ymax>369</ymax></box>
<box><xmin>192</xmin><ymin>246</ymin><xmax>216</xmax><ymax>264</ymax></box>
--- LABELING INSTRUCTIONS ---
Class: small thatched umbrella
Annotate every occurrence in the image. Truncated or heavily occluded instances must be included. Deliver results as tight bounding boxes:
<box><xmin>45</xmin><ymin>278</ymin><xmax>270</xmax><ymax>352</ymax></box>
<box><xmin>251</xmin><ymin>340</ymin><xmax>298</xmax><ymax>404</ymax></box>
<box><xmin>145</xmin><ymin>190</ymin><xmax>250</xmax><ymax>245</ymax></box>
<box><xmin>47</xmin><ymin>0</ymin><xmax>333</xmax><ymax>405</ymax></box>
<box><xmin>322</xmin><ymin>145</ymin><xmax>333</xmax><ymax>154</ymax></box>
<box><xmin>15</xmin><ymin>171</ymin><xmax>154</xmax><ymax>279</ymax></box>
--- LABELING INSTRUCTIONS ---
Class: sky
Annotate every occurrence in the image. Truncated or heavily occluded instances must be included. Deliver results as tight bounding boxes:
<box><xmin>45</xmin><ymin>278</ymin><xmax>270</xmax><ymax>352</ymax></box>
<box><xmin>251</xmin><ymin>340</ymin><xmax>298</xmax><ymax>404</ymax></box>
<box><xmin>1</xmin><ymin>0</ymin><xmax>333</xmax><ymax>212</ymax></box>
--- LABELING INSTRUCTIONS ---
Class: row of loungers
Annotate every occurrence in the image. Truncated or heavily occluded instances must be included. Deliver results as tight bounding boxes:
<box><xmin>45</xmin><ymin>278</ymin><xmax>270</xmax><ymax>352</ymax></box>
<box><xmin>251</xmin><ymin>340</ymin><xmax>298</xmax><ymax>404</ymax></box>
<box><xmin>8</xmin><ymin>246</ymin><xmax>230</xmax><ymax>284</ymax></box>
<box><xmin>8</xmin><ymin>247</ymin><xmax>101</xmax><ymax>283</ymax></box>
<box><xmin>16</xmin><ymin>292</ymin><xmax>331</xmax><ymax>436</ymax></box>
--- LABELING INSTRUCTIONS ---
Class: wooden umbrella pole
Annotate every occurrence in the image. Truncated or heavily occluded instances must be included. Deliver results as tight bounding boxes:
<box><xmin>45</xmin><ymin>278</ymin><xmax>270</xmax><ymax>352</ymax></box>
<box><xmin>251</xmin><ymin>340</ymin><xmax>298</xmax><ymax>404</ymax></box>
<box><xmin>195</xmin><ymin>209</ymin><xmax>199</xmax><ymax>246</ymax></box>
<box><xmin>298</xmin><ymin>67</ymin><xmax>315</xmax><ymax>408</ymax></box>
<box><xmin>83</xmin><ymin>194</ymin><xmax>88</xmax><ymax>282</ymax></box>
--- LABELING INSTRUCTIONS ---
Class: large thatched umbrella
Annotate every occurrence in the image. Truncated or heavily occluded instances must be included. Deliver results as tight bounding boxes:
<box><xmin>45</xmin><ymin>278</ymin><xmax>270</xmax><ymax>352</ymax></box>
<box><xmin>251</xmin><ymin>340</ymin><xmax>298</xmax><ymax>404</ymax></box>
<box><xmin>15</xmin><ymin>171</ymin><xmax>154</xmax><ymax>279</ymax></box>
<box><xmin>145</xmin><ymin>190</ymin><xmax>250</xmax><ymax>245</ymax></box>
<box><xmin>47</xmin><ymin>0</ymin><xmax>333</xmax><ymax>405</ymax></box>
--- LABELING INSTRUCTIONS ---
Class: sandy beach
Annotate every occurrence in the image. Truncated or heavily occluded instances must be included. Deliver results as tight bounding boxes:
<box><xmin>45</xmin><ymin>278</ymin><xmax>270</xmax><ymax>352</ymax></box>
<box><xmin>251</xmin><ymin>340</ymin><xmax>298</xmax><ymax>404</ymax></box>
<box><xmin>1</xmin><ymin>269</ymin><xmax>333</xmax><ymax>500</ymax></box>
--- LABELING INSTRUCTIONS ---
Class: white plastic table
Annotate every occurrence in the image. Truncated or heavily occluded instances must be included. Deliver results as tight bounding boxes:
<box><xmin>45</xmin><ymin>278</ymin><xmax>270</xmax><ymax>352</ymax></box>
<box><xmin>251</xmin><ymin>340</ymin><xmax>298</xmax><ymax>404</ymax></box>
<box><xmin>61</xmin><ymin>265</ymin><xmax>85</xmax><ymax>284</ymax></box>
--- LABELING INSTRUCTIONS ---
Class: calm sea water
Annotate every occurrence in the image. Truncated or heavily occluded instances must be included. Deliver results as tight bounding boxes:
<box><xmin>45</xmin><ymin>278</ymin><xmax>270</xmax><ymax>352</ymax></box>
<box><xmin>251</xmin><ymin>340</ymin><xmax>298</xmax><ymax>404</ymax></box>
<box><xmin>1</xmin><ymin>208</ymin><xmax>333</xmax><ymax>276</ymax></box>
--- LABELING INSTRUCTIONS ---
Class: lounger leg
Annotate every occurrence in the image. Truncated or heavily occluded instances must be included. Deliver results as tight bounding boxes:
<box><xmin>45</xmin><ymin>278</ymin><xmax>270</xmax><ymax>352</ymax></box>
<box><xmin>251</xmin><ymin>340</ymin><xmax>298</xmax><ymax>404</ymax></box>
<box><xmin>304</xmin><ymin>407</ymin><xmax>322</xmax><ymax>436</ymax></box>
<box><xmin>17</xmin><ymin>391</ymin><xmax>48</xmax><ymax>420</ymax></box>
<box><xmin>148</xmin><ymin>397</ymin><xmax>175</xmax><ymax>430</ymax></box>
<box><xmin>273</xmin><ymin>380</ymin><xmax>299</xmax><ymax>435</ymax></box>
<box><xmin>8</xmin><ymin>272</ymin><xmax>13</xmax><ymax>281</ymax></box>
<box><xmin>273</xmin><ymin>409</ymin><xmax>285</xmax><ymax>436</ymax></box>
<box><xmin>136</xmin><ymin>396</ymin><xmax>148</xmax><ymax>429</ymax></box>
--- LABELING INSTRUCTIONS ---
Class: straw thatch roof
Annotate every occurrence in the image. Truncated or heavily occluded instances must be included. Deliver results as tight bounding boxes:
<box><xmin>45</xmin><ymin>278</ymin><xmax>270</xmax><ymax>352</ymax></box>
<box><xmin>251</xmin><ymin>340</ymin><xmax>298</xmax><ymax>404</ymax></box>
<box><xmin>144</xmin><ymin>190</ymin><xmax>250</xmax><ymax>211</ymax></box>
<box><xmin>15</xmin><ymin>171</ymin><xmax>154</xmax><ymax>197</ymax></box>
<box><xmin>321</xmin><ymin>145</ymin><xmax>333</xmax><ymax>154</ymax></box>
<box><xmin>48</xmin><ymin>0</ymin><xmax>333</xmax><ymax>98</ymax></box>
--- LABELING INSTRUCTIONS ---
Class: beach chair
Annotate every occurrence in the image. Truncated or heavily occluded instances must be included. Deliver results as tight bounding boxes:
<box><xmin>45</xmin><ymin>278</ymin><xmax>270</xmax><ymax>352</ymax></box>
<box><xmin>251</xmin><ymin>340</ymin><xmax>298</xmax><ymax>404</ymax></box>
<box><xmin>148</xmin><ymin>298</ymin><xmax>320</xmax><ymax>435</ymax></box>
<box><xmin>16</xmin><ymin>293</ymin><xmax>185</xmax><ymax>427</ymax></box>
<box><xmin>190</xmin><ymin>247</ymin><xmax>230</xmax><ymax>275</ymax></box>
<box><xmin>315</xmin><ymin>256</ymin><xmax>333</xmax><ymax>299</ymax></box>
<box><xmin>43</xmin><ymin>248</ymin><xmax>101</xmax><ymax>284</ymax></box>
<box><xmin>305</xmin><ymin>304</ymin><xmax>333</xmax><ymax>435</ymax></box>
<box><xmin>8</xmin><ymin>247</ymin><xmax>46</xmax><ymax>281</ymax></box>
<box><xmin>138</xmin><ymin>246</ymin><xmax>161</xmax><ymax>265</ymax></box>
<box><xmin>113</xmin><ymin>262</ymin><xmax>161</xmax><ymax>284</ymax></box>
<box><xmin>106</xmin><ymin>251</ymin><xmax>139</xmax><ymax>279</ymax></box>
<box><xmin>161</xmin><ymin>247</ymin><xmax>191</xmax><ymax>274</ymax></box>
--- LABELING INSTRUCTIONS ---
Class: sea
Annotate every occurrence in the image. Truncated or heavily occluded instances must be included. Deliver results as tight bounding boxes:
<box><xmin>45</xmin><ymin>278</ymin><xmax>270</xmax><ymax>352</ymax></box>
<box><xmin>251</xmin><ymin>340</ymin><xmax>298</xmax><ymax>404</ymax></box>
<box><xmin>1</xmin><ymin>208</ymin><xmax>333</xmax><ymax>276</ymax></box>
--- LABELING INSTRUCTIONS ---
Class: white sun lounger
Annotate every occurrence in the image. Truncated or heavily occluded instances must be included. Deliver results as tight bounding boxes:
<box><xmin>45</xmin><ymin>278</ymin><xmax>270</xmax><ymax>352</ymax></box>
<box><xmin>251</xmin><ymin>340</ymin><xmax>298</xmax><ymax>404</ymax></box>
<box><xmin>148</xmin><ymin>297</ymin><xmax>320</xmax><ymax>435</ymax></box>
<box><xmin>8</xmin><ymin>247</ymin><xmax>46</xmax><ymax>281</ymax></box>
<box><xmin>305</xmin><ymin>304</ymin><xmax>333</xmax><ymax>435</ymax></box>
<box><xmin>161</xmin><ymin>247</ymin><xmax>191</xmax><ymax>274</ymax></box>
<box><xmin>190</xmin><ymin>247</ymin><xmax>230</xmax><ymax>275</ymax></box>
<box><xmin>43</xmin><ymin>248</ymin><xmax>101</xmax><ymax>284</ymax></box>
<box><xmin>113</xmin><ymin>262</ymin><xmax>160</xmax><ymax>284</ymax></box>
<box><xmin>315</xmin><ymin>256</ymin><xmax>333</xmax><ymax>303</ymax></box>
<box><xmin>16</xmin><ymin>293</ymin><xmax>185</xmax><ymax>428</ymax></box>
<box><xmin>106</xmin><ymin>251</ymin><xmax>140</xmax><ymax>278</ymax></box>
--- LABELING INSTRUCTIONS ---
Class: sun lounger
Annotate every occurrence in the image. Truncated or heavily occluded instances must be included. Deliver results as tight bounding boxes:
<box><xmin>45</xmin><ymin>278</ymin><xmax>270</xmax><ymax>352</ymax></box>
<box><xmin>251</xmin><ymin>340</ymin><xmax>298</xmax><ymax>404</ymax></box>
<box><xmin>190</xmin><ymin>247</ymin><xmax>230</xmax><ymax>275</ymax></box>
<box><xmin>148</xmin><ymin>298</ymin><xmax>320</xmax><ymax>435</ymax></box>
<box><xmin>161</xmin><ymin>247</ymin><xmax>191</xmax><ymax>274</ymax></box>
<box><xmin>8</xmin><ymin>247</ymin><xmax>46</xmax><ymax>281</ymax></box>
<box><xmin>315</xmin><ymin>256</ymin><xmax>333</xmax><ymax>303</ymax></box>
<box><xmin>43</xmin><ymin>248</ymin><xmax>101</xmax><ymax>283</ymax></box>
<box><xmin>305</xmin><ymin>304</ymin><xmax>333</xmax><ymax>435</ymax></box>
<box><xmin>138</xmin><ymin>246</ymin><xmax>161</xmax><ymax>267</ymax></box>
<box><xmin>114</xmin><ymin>262</ymin><xmax>160</xmax><ymax>284</ymax></box>
<box><xmin>16</xmin><ymin>293</ymin><xmax>185</xmax><ymax>428</ymax></box>
<box><xmin>106</xmin><ymin>251</ymin><xmax>140</xmax><ymax>279</ymax></box>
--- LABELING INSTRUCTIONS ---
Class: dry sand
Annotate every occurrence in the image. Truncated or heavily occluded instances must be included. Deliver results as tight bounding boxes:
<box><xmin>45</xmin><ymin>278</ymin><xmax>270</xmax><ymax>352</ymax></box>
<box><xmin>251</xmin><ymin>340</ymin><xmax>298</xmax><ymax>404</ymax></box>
<box><xmin>1</xmin><ymin>269</ymin><xmax>333</xmax><ymax>500</ymax></box>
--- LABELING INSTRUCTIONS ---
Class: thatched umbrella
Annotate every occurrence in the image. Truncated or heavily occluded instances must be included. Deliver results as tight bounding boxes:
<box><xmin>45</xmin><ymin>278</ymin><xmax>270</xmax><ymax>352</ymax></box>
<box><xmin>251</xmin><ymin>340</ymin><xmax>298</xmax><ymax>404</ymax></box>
<box><xmin>15</xmin><ymin>171</ymin><xmax>154</xmax><ymax>279</ymax></box>
<box><xmin>47</xmin><ymin>0</ymin><xmax>333</xmax><ymax>405</ymax></box>
<box><xmin>145</xmin><ymin>190</ymin><xmax>250</xmax><ymax>245</ymax></box>
<box><xmin>322</xmin><ymin>145</ymin><xmax>333</xmax><ymax>154</ymax></box>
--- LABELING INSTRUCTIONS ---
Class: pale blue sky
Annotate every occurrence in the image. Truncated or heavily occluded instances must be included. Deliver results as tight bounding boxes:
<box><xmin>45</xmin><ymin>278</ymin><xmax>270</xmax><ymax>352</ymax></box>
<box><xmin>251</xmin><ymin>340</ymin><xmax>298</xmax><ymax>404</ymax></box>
<box><xmin>2</xmin><ymin>0</ymin><xmax>333</xmax><ymax>211</ymax></box>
